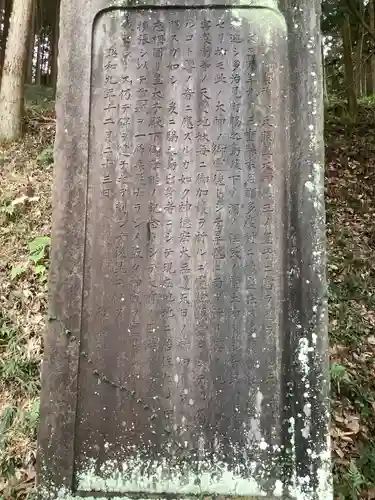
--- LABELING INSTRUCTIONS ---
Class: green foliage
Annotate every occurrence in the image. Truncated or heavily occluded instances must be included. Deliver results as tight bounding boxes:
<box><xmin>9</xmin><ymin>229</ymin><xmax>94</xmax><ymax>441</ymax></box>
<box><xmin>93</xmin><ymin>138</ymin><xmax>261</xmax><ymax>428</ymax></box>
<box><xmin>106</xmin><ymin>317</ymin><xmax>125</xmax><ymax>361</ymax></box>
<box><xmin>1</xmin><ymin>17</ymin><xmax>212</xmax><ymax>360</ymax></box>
<box><xmin>0</xmin><ymin>321</ymin><xmax>39</xmax><ymax>392</ymax></box>
<box><xmin>36</xmin><ymin>147</ymin><xmax>54</xmax><ymax>166</ymax></box>
<box><xmin>25</xmin><ymin>84</ymin><xmax>54</xmax><ymax>111</ymax></box>
<box><xmin>0</xmin><ymin>86</ymin><xmax>52</xmax><ymax>498</ymax></box>
<box><xmin>10</xmin><ymin>265</ymin><xmax>26</xmax><ymax>280</ymax></box>
<box><xmin>0</xmin><ymin>406</ymin><xmax>17</xmax><ymax>445</ymax></box>
<box><xmin>28</xmin><ymin>236</ymin><xmax>51</xmax><ymax>263</ymax></box>
<box><xmin>0</xmin><ymin>311</ymin><xmax>40</xmax><ymax>485</ymax></box>
<box><xmin>346</xmin><ymin>461</ymin><xmax>366</xmax><ymax>499</ymax></box>
<box><xmin>20</xmin><ymin>398</ymin><xmax>40</xmax><ymax>439</ymax></box>
<box><xmin>10</xmin><ymin>236</ymin><xmax>51</xmax><ymax>283</ymax></box>
<box><xmin>326</xmin><ymin>112</ymin><xmax>375</xmax><ymax>498</ymax></box>
<box><xmin>0</xmin><ymin>401</ymin><xmax>40</xmax><ymax>482</ymax></box>
<box><xmin>359</xmin><ymin>94</ymin><xmax>375</xmax><ymax>106</ymax></box>
<box><xmin>335</xmin><ymin>457</ymin><xmax>371</xmax><ymax>500</ymax></box>
<box><xmin>331</xmin><ymin>363</ymin><xmax>352</xmax><ymax>394</ymax></box>
<box><xmin>357</xmin><ymin>445</ymin><xmax>375</xmax><ymax>487</ymax></box>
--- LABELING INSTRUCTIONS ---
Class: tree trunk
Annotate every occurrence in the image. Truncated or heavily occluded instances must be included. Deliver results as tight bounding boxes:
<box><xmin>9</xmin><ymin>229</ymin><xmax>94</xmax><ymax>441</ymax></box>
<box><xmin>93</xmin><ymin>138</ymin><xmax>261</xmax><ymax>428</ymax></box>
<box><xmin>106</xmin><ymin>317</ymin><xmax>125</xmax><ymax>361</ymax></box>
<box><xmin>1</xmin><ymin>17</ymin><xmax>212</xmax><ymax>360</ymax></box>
<box><xmin>355</xmin><ymin>0</ymin><xmax>364</xmax><ymax>98</ymax></box>
<box><xmin>0</xmin><ymin>0</ymin><xmax>33</xmax><ymax>141</ymax></box>
<box><xmin>342</xmin><ymin>14</ymin><xmax>357</xmax><ymax>116</ymax></box>
<box><xmin>355</xmin><ymin>30</ymin><xmax>364</xmax><ymax>97</ymax></box>
<box><xmin>361</xmin><ymin>53</ymin><xmax>367</xmax><ymax>96</ymax></box>
<box><xmin>322</xmin><ymin>42</ymin><xmax>329</xmax><ymax>107</ymax></box>
<box><xmin>367</xmin><ymin>56</ymin><xmax>373</xmax><ymax>95</ymax></box>
<box><xmin>51</xmin><ymin>0</ymin><xmax>60</xmax><ymax>98</ymax></box>
<box><xmin>0</xmin><ymin>0</ymin><xmax>12</xmax><ymax>83</ymax></box>
<box><xmin>371</xmin><ymin>0</ymin><xmax>375</xmax><ymax>90</ymax></box>
<box><xmin>35</xmin><ymin>34</ymin><xmax>41</xmax><ymax>85</ymax></box>
<box><xmin>26</xmin><ymin>0</ymin><xmax>36</xmax><ymax>85</ymax></box>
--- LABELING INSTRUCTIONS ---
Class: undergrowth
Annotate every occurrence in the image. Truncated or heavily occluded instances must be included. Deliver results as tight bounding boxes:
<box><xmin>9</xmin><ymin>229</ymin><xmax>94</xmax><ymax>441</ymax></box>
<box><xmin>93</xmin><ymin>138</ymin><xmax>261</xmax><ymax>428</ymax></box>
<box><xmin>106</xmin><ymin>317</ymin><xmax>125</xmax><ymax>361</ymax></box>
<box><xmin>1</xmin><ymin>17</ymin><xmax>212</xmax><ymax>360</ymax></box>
<box><xmin>326</xmin><ymin>103</ymin><xmax>375</xmax><ymax>499</ymax></box>
<box><xmin>0</xmin><ymin>88</ymin><xmax>53</xmax><ymax>499</ymax></box>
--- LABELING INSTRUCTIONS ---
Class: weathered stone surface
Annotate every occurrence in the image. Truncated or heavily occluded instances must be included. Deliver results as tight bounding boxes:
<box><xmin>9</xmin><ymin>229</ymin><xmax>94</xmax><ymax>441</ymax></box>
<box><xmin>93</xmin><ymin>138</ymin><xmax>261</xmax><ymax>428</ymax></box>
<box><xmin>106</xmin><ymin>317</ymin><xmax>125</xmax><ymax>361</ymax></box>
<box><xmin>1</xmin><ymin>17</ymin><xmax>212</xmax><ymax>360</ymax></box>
<box><xmin>37</xmin><ymin>1</ymin><xmax>331</xmax><ymax>499</ymax></box>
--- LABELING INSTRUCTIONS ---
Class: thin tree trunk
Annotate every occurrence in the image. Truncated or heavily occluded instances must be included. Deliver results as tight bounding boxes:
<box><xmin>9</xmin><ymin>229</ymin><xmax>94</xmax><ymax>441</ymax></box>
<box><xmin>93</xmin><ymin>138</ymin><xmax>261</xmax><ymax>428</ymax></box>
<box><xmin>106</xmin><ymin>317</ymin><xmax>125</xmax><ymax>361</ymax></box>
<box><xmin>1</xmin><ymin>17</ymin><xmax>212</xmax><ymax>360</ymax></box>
<box><xmin>371</xmin><ymin>0</ymin><xmax>375</xmax><ymax>90</ymax></box>
<box><xmin>35</xmin><ymin>34</ymin><xmax>41</xmax><ymax>85</ymax></box>
<box><xmin>355</xmin><ymin>30</ymin><xmax>364</xmax><ymax>97</ymax></box>
<box><xmin>26</xmin><ymin>0</ymin><xmax>36</xmax><ymax>85</ymax></box>
<box><xmin>322</xmin><ymin>42</ymin><xmax>329</xmax><ymax>107</ymax></box>
<box><xmin>0</xmin><ymin>0</ymin><xmax>5</xmax><ymax>76</ymax></box>
<box><xmin>342</xmin><ymin>14</ymin><xmax>357</xmax><ymax>116</ymax></box>
<box><xmin>40</xmin><ymin>36</ymin><xmax>45</xmax><ymax>84</ymax></box>
<box><xmin>361</xmin><ymin>53</ymin><xmax>367</xmax><ymax>96</ymax></box>
<box><xmin>354</xmin><ymin>38</ymin><xmax>363</xmax><ymax>98</ymax></box>
<box><xmin>0</xmin><ymin>0</ymin><xmax>4</xmax><ymax>31</ymax></box>
<box><xmin>51</xmin><ymin>0</ymin><xmax>60</xmax><ymax>98</ymax></box>
<box><xmin>0</xmin><ymin>0</ymin><xmax>12</xmax><ymax>83</ymax></box>
<box><xmin>0</xmin><ymin>0</ymin><xmax>33</xmax><ymax>140</ymax></box>
<box><xmin>330</xmin><ymin>63</ymin><xmax>340</xmax><ymax>94</ymax></box>
<box><xmin>367</xmin><ymin>56</ymin><xmax>373</xmax><ymax>95</ymax></box>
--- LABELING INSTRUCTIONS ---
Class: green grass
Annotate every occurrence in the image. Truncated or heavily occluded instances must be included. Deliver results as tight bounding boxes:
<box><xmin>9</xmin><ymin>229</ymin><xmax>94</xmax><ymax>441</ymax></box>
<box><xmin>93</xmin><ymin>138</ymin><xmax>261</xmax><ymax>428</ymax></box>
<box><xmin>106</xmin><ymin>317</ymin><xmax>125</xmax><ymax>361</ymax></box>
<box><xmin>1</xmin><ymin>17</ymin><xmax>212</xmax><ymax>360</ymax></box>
<box><xmin>24</xmin><ymin>85</ymin><xmax>54</xmax><ymax>110</ymax></box>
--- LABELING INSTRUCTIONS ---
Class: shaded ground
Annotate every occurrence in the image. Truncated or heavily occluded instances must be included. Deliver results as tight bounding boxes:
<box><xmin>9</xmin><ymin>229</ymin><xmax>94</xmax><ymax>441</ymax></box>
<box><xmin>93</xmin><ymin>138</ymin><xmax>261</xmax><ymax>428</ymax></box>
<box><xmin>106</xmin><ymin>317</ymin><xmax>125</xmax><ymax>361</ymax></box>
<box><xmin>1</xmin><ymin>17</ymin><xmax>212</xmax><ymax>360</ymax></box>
<box><xmin>1</xmin><ymin>94</ymin><xmax>375</xmax><ymax>498</ymax></box>
<box><xmin>326</xmin><ymin>105</ymin><xmax>375</xmax><ymax>499</ymax></box>
<box><xmin>0</xmin><ymin>101</ymin><xmax>54</xmax><ymax>499</ymax></box>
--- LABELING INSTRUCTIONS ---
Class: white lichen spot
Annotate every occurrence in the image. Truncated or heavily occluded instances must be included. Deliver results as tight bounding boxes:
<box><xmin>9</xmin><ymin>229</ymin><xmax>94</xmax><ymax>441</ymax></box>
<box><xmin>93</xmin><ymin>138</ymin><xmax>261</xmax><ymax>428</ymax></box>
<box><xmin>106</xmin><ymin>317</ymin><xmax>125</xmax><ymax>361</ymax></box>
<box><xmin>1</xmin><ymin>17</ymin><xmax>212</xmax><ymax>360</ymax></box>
<box><xmin>298</xmin><ymin>337</ymin><xmax>310</xmax><ymax>376</ymax></box>
<box><xmin>259</xmin><ymin>439</ymin><xmax>268</xmax><ymax>450</ymax></box>
<box><xmin>255</xmin><ymin>390</ymin><xmax>263</xmax><ymax>413</ymax></box>
<box><xmin>301</xmin><ymin>425</ymin><xmax>310</xmax><ymax>439</ymax></box>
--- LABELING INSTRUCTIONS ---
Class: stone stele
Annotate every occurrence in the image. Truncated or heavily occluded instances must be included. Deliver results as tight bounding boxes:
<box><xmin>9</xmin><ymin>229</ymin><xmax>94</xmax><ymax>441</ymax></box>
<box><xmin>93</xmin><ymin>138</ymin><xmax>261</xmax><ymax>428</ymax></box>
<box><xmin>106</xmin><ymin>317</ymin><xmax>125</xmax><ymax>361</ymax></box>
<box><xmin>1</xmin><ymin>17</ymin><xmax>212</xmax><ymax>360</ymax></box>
<box><xmin>37</xmin><ymin>1</ymin><xmax>331</xmax><ymax>499</ymax></box>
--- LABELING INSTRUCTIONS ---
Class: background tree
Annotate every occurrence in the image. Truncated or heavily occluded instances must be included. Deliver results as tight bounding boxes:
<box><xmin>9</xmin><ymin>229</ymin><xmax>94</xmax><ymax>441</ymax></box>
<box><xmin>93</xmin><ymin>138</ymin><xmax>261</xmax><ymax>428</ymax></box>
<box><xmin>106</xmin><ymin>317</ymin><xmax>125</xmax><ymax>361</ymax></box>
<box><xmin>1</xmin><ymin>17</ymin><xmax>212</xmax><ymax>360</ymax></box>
<box><xmin>321</xmin><ymin>0</ymin><xmax>375</xmax><ymax>114</ymax></box>
<box><xmin>0</xmin><ymin>0</ymin><xmax>34</xmax><ymax>140</ymax></box>
<box><xmin>0</xmin><ymin>0</ymin><xmax>60</xmax><ymax>140</ymax></box>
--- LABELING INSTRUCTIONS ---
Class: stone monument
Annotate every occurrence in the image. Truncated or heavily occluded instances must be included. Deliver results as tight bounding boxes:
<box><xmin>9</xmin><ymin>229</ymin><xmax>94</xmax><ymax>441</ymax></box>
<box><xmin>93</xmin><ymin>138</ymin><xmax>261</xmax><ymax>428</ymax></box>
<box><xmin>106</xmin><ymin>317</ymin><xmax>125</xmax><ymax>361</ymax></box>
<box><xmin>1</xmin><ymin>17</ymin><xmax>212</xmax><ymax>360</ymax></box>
<box><xmin>37</xmin><ymin>0</ymin><xmax>331</xmax><ymax>498</ymax></box>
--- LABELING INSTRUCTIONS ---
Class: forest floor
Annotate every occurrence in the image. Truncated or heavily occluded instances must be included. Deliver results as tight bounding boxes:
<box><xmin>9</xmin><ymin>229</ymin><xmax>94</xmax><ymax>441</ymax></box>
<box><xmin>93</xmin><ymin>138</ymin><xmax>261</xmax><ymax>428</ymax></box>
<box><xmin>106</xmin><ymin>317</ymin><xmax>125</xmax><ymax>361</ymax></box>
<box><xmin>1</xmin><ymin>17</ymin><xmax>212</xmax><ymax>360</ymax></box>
<box><xmin>1</xmin><ymin>89</ymin><xmax>375</xmax><ymax>499</ymax></box>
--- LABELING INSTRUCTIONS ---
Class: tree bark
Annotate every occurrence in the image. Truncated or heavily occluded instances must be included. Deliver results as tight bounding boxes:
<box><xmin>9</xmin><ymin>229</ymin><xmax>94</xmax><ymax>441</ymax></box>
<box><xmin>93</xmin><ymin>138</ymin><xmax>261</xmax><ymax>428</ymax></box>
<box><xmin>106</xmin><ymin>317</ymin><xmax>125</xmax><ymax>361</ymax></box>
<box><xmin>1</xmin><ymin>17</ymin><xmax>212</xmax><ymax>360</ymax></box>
<box><xmin>51</xmin><ymin>0</ymin><xmax>60</xmax><ymax>98</ymax></box>
<box><xmin>35</xmin><ymin>34</ymin><xmax>41</xmax><ymax>85</ymax></box>
<box><xmin>355</xmin><ymin>3</ymin><xmax>364</xmax><ymax>98</ymax></box>
<box><xmin>370</xmin><ymin>0</ymin><xmax>375</xmax><ymax>91</ymax></box>
<box><xmin>0</xmin><ymin>0</ymin><xmax>12</xmax><ymax>83</ymax></box>
<box><xmin>342</xmin><ymin>14</ymin><xmax>357</xmax><ymax>116</ymax></box>
<box><xmin>0</xmin><ymin>0</ymin><xmax>33</xmax><ymax>141</ymax></box>
<box><xmin>322</xmin><ymin>42</ymin><xmax>329</xmax><ymax>107</ymax></box>
<box><xmin>361</xmin><ymin>53</ymin><xmax>367</xmax><ymax>96</ymax></box>
<box><xmin>367</xmin><ymin>56</ymin><xmax>373</xmax><ymax>95</ymax></box>
<box><xmin>26</xmin><ymin>0</ymin><xmax>36</xmax><ymax>85</ymax></box>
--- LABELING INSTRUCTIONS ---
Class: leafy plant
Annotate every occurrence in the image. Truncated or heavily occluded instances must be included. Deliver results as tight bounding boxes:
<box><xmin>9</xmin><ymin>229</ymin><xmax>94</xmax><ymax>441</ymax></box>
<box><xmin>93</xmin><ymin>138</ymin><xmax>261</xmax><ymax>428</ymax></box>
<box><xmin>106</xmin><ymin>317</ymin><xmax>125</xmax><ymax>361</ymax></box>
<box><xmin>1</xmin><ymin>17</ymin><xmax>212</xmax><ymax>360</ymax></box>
<box><xmin>345</xmin><ymin>461</ymin><xmax>366</xmax><ymax>499</ymax></box>
<box><xmin>20</xmin><ymin>398</ymin><xmax>40</xmax><ymax>438</ymax></box>
<box><xmin>0</xmin><ymin>200</ymin><xmax>20</xmax><ymax>224</ymax></box>
<box><xmin>28</xmin><ymin>236</ymin><xmax>51</xmax><ymax>264</ymax></box>
<box><xmin>36</xmin><ymin>147</ymin><xmax>54</xmax><ymax>166</ymax></box>
<box><xmin>331</xmin><ymin>363</ymin><xmax>352</xmax><ymax>394</ymax></box>
<box><xmin>10</xmin><ymin>235</ymin><xmax>51</xmax><ymax>282</ymax></box>
<box><xmin>0</xmin><ymin>202</ymin><xmax>15</xmax><ymax>217</ymax></box>
<box><xmin>10</xmin><ymin>265</ymin><xmax>26</xmax><ymax>280</ymax></box>
<box><xmin>0</xmin><ymin>406</ymin><xmax>17</xmax><ymax>449</ymax></box>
